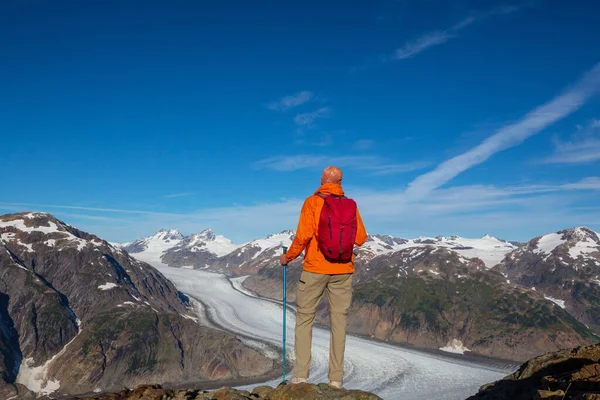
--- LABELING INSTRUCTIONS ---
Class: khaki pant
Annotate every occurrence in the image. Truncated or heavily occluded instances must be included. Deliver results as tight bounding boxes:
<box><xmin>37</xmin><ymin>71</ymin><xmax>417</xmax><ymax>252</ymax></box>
<box><xmin>294</xmin><ymin>270</ymin><xmax>353</xmax><ymax>382</ymax></box>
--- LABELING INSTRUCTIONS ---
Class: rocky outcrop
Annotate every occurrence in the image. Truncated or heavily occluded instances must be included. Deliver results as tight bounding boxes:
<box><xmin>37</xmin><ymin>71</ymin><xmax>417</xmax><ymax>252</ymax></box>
<box><xmin>76</xmin><ymin>383</ymin><xmax>382</xmax><ymax>400</ymax></box>
<box><xmin>468</xmin><ymin>343</ymin><xmax>600</xmax><ymax>399</ymax></box>
<box><xmin>244</xmin><ymin>246</ymin><xmax>596</xmax><ymax>361</ymax></box>
<box><xmin>0</xmin><ymin>213</ymin><xmax>273</xmax><ymax>397</ymax></box>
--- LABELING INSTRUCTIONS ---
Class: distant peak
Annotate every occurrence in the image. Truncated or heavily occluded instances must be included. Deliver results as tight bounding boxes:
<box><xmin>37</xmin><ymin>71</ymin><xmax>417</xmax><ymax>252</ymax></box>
<box><xmin>558</xmin><ymin>226</ymin><xmax>598</xmax><ymax>243</ymax></box>
<box><xmin>266</xmin><ymin>230</ymin><xmax>295</xmax><ymax>239</ymax></box>
<box><xmin>481</xmin><ymin>234</ymin><xmax>495</xmax><ymax>239</ymax></box>
<box><xmin>157</xmin><ymin>228</ymin><xmax>180</xmax><ymax>234</ymax></box>
<box><xmin>153</xmin><ymin>229</ymin><xmax>183</xmax><ymax>241</ymax></box>
<box><xmin>198</xmin><ymin>228</ymin><xmax>216</xmax><ymax>241</ymax></box>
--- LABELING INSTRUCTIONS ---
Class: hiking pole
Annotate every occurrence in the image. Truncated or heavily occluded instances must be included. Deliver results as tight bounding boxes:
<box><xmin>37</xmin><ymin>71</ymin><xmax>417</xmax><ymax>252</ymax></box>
<box><xmin>281</xmin><ymin>245</ymin><xmax>288</xmax><ymax>384</ymax></box>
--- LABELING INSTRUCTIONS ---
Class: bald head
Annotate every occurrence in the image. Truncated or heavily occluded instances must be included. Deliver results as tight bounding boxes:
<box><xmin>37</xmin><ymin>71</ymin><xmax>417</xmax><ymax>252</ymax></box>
<box><xmin>321</xmin><ymin>166</ymin><xmax>343</xmax><ymax>185</ymax></box>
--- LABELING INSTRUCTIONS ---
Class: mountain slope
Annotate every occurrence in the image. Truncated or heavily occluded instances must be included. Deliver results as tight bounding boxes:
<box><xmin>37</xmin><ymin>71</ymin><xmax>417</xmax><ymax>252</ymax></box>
<box><xmin>0</xmin><ymin>213</ymin><xmax>273</xmax><ymax>397</ymax></box>
<box><xmin>161</xmin><ymin>229</ymin><xmax>239</xmax><ymax>269</ymax></box>
<box><xmin>122</xmin><ymin>229</ymin><xmax>184</xmax><ymax>266</ymax></box>
<box><xmin>496</xmin><ymin>227</ymin><xmax>600</xmax><ymax>332</ymax></box>
<box><xmin>244</xmin><ymin>246</ymin><xmax>596</xmax><ymax>361</ymax></box>
<box><xmin>209</xmin><ymin>231</ymin><xmax>295</xmax><ymax>275</ymax></box>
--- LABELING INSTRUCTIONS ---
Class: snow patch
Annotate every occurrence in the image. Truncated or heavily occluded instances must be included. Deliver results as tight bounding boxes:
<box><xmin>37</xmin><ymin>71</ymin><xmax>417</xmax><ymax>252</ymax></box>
<box><xmin>568</xmin><ymin>238</ymin><xmax>599</xmax><ymax>259</ymax></box>
<box><xmin>98</xmin><ymin>283</ymin><xmax>118</xmax><ymax>291</ymax></box>
<box><xmin>545</xmin><ymin>295</ymin><xmax>566</xmax><ymax>309</ymax></box>
<box><xmin>181</xmin><ymin>314</ymin><xmax>199</xmax><ymax>322</ymax></box>
<box><xmin>535</xmin><ymin>233</ymin><xmax>566</xmax><ymax>255</ymax></box>
<box><xmin>0</xmin><ymin>219</ymin><xmax>61</xmax><ymax>234</ymax></box>
<box><xmin>439</xmin><ymin>339</ymin><xmax>470</xmax><ymax>355</ymax></box>
<box><xmin>16</xmin><ymin>322</ymin><xmax>83</xmax><ymax>396</ymax></box>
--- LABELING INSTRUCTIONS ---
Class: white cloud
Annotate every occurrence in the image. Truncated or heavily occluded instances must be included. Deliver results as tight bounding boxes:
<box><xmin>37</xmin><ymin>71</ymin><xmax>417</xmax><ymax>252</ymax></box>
<box><xmin>253</xmin><ymin>155</ymin><xmax>379</xmax><ymax>171</ymax></box>
<box><xmin>393</xmin><ymin>31</ymin><xmax>454</xmax><ymax>60</ymax></box>
<box><xmin>252</xmin><ymin>154</ymin><xmax>429</xmax><ymax>175</ymax></box>
<box><xmin>363</xmin><ymin>161</ymin><xmax>432</xmax><ymax>176</ymax></box>
<box><xmin>294</xmin><ymin>107</ymin><xmax>331</xmax><ymax>127</ymax></box>
<box><xmin>0</xmin><ymin>202</ymin><xmax>186</xmax><ymax>217</ymax></box>
<box><xmin>390</xmin><ymin>3</ymin><xmax>527</xmax><ymax>61</ymax></box>
<box><xmin>563</xmin><ymin>177</ymin><xmax>600</xmax><ymax>190</ymax></box>
<box><xmin>542</xmin><ymin>119</ymin><xmax>600</xmax><ymax>164</ymax></box>
<box><xmin>405</xmin><ymin>62</ymin><xmax>600</xmax><ymax>199</ymax></box>
<box><xmin>164</xmin><ymin>192</ymin><xmax>193</xmax><ymax>199</ymax></box>
<box><xmin>266</xmin><ymin>91</ymin><xmax>313</xmax><ymax>111</ymax></box>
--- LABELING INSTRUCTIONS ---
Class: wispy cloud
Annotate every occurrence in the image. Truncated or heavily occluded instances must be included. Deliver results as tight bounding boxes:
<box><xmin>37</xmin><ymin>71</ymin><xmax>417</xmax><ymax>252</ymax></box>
<box><xmin>564</xmin><ymin>177</ymin><xmax>600</xmax><ymax>190</ymax></box>
<box><xmin>405</xmin><ymin>62</ymin><xmax>600</xmax><ymax>199</ymax></box>
<box><xmin>295</xmin><ymin>133</ymin><xmax>333</xmax><ymax>147</ymax></box>
<box><xmin>252</xmin><ymin>154</ymin><xmax>429</xmax><ymax>175</ymax></box>
<box><xmin>393</xmin><ymin>31</ymin><xmax>455</xmax><ymax>60</ymax></box>
<box><xmin>354</xmin><ymin>139</ymin><xmax>375</xmax><ymax>150</ymax></box>
<box><xmin>390</xmin><ymin>3</ymin><xmax>525</xmax><ymax>61</ymax></box>
<box><xmin>0</xmin><ymin>202</ymin><xmax>186</xmax><ymax>217</ymax></box>
<box><xmin>364</xmin><ymin>161</ymin><xmax>432</xmax><ymax>176</ymax></box>
<box><xmin>541</xmin><ymin>119</ymin><xmax>600</xmax><ymax>164</ymax></box>
<box><xmin>253</xmin><ymin>155</ymin><xmax>377</xmax><ymax>171</ymax></box>
<box><xmin>164</xmin><ymin>192</ymin><xmax>194</xmax><ymax>199</ymax></box>
<box><xmin>294</xmin><ymin>107</ymin><xmax>331</xmax><ymax>127</ymax></box>
<box><xmin>266</xmin><ymin>91</ymin><xmax>314</xmax><ymax>111</ymax></box>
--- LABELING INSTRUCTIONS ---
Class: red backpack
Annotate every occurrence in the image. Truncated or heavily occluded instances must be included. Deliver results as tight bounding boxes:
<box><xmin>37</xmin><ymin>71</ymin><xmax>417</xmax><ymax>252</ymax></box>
<box><xmin>316</xmin><ymin>193</ymin><xmax>358</xmax><ymax>262</ymax></box>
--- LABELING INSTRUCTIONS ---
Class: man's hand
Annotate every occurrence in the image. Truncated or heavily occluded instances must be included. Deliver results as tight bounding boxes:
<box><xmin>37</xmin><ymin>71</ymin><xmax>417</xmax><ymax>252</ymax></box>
<box><xmin>279</xmin><ymin>254</ymin><xmax>288</xmax><ymax>266</ymax></box>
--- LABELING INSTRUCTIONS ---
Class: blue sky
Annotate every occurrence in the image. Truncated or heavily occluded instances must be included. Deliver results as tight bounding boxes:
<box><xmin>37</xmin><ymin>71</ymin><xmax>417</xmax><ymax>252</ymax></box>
<box><xmin>1</xmin><ymin>0</ymin><xmax>599</xmax><ymax>243</ymax></box>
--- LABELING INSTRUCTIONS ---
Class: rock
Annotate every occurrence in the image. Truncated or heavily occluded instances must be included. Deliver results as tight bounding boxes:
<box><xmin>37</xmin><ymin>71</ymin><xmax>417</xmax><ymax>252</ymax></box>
<box><xmin>252</xmin><ymin>385</ymin><xmax>274</xmax><ymax>398</ymax></box>
<box><xmin>468</xmin><ymin>343</ymin><xmax>600</xmax><ymax>399</ymax></box>
<box><xmin>76</xmin><ymin>383</ymin><xmax>382</xmax><ymax>400</ymax></box>
<box><xmin>266</xmin><ymin>382</ymin><xmax>382</xmax><ymax>400</ymax></box>
<box><xmin>535</xmin><ymin>390</ymin><xmax>565</xmax><ymax>400</ymax></box>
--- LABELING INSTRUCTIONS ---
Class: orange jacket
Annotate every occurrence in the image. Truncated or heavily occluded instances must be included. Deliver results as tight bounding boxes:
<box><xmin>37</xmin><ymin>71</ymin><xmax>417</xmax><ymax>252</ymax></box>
<box><xmin>285</xmin><ymin>183</ymin><xmax>367</xmax><ymax>275</ymax></box>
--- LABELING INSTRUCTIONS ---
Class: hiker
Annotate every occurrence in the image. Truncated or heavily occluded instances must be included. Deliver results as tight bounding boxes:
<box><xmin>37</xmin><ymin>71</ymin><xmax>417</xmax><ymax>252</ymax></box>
<box><xmin>279</xmin><ymin>166</ymin><xmax>367</xmax><ymax>389</ymax></box>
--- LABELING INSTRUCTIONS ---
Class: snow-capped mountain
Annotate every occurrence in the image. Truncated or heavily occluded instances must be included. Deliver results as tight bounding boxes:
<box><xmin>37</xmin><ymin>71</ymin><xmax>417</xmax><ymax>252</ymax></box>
<box><xmin>498</xmin><ymin>226</ymin><xmax>600</xmax><ymax>330</ymax></box>
<box><xmin>0</xmin><ymin>212</ymin><xmax>270</xmax><ymax>398</ymax></box>
<box><xmin>123</xmin><ymin>229</ymin><xmax>185</xmax><ymax>266</ymax></box>
<box><xmin>210</xmin><ymin>230</ymin><xmax>296</xmax><ymax>275</ymax></box>
<box><xmin>359</xmin><ymin>233</ymin><xmax>517</xmax><ymax>268</ymax></box>
<box><xmin>161</xmin><ymin>229</ymin><xmax>241</xmax><ymax>269</ymax></box>
<box><xmin>121</xmin><ymin>228</ymin><xmax>517</xmax><ymax>270</ymax></box>
<box><xmin>124</xmin><ymin>228</ymin><xmax>183</xmax><ymax>252</ymax></box>
<box><xmin>122</xmin><ymin>228</ymin><xmax>243</xmax><ymax>268</ymax></box>
<box><xmin>174</xmin><ymin>229</ymin><xmax>239</xmax><ymax>257</ymax></box>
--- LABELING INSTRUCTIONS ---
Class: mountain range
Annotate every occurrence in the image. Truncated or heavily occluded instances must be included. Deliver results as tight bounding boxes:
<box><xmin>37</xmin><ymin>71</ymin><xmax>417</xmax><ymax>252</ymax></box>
<box><xmin>2</xmin><ymin>212</ymin><xmax>600</xmax><ymax>397</ymax></box>
<box><xmin>121</xmin><ymin>225</ymin><xmax>600</xmax><ymax>361</ymax></box>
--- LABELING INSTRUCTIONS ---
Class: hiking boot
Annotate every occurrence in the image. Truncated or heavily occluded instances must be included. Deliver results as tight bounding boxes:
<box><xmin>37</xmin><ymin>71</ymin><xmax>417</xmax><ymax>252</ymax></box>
<box><xmin>329</xmin><ymin>381</ymin><xmax>343</xmax><ymax>389</ymax></box>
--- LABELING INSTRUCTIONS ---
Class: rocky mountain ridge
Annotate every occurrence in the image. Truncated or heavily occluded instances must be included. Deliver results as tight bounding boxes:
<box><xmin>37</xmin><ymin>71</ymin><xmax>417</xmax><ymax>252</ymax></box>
<box><xmin>0</xmin><ymin>213</ymin><xmax>274</xmax><ymax>399</ymax></box>
<box><xmin>122</xmin><ymin>227</ymin><xmax>525</xmax><ymax>271</ymax></box>
<box><xmin>495</xmin><ymin>227</ymin><xmax>600</xmax><ymax>331</ymax></box>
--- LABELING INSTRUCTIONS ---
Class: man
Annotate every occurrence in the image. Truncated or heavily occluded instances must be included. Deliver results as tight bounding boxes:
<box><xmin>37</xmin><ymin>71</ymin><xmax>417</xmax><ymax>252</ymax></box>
<box><xmin>280</xmin><ymin>166</ymin><xmax>367</xmax><ymax>389</ymax></box>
